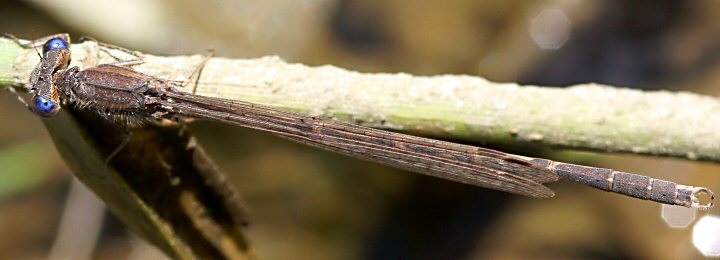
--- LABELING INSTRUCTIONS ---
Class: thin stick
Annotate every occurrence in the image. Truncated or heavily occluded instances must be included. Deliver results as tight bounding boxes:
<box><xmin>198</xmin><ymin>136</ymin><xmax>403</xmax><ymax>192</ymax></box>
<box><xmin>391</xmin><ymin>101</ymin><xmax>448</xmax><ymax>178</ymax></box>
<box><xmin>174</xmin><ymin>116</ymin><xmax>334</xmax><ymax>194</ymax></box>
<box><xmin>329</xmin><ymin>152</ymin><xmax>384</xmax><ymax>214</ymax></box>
<box><xmin>4</xmin><ymin>38</ymin><xmax>720</xmax><ymax>162</ymax></box>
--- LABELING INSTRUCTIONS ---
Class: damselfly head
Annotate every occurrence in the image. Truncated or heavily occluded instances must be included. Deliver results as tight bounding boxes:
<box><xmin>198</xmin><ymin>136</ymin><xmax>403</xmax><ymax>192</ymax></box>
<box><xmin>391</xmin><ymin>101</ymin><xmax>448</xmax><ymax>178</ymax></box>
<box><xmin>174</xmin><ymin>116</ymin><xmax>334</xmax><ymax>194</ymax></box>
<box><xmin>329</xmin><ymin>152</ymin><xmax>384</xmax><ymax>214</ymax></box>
<box><xmin>26</xmin><ymin>35</ymin><xmax>71</xmax><ymax>118</ymax></box>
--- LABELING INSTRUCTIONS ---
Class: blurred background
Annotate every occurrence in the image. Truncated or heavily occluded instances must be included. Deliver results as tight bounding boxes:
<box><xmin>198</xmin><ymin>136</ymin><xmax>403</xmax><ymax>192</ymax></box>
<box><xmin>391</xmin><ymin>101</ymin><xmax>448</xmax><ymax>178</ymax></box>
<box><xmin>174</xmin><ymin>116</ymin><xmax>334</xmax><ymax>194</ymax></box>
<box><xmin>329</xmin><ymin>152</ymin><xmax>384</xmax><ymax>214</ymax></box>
<box><xmin>1</xmin><ymin>0</ymin><xmax>720</xmax><ymax>259</ymax></box>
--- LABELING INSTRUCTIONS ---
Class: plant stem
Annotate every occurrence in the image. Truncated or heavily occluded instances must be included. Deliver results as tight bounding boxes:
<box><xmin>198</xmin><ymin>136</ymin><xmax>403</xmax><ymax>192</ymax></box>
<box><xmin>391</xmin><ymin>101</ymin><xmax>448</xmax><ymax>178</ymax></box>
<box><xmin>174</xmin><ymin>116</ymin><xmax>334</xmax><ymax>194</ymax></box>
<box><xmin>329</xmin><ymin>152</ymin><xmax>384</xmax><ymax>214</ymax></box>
<box><xmin>2</xmin><ymin>37</ymin><xmax>720</xmax><ymax>162</ymax></box>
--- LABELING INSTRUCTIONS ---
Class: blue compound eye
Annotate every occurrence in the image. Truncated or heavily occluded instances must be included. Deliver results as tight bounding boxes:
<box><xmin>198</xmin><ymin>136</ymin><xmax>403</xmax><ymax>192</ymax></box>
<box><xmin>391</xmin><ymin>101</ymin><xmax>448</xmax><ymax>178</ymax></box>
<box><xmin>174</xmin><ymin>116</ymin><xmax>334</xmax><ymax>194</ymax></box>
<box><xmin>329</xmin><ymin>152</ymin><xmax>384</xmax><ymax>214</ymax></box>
<box><xmin>32</xmin><ymin>96</ymin><xmax>60</xmax><ymax>117</ymax></box>
<box><xmin>44</xmin><ymin>37</ymin><xmax>69</xmax><ymax>52</ymax></box>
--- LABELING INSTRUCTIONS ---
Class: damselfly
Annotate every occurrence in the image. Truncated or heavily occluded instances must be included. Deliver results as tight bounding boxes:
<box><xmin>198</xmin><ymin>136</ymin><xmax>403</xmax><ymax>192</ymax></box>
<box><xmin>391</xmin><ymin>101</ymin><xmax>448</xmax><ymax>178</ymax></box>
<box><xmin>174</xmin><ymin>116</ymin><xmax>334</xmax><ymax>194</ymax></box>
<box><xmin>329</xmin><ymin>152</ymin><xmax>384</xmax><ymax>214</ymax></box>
<box><xmin>16</xmin><ymin>35</ymin><xmax>715</xmax><ymax>210</ymax></box>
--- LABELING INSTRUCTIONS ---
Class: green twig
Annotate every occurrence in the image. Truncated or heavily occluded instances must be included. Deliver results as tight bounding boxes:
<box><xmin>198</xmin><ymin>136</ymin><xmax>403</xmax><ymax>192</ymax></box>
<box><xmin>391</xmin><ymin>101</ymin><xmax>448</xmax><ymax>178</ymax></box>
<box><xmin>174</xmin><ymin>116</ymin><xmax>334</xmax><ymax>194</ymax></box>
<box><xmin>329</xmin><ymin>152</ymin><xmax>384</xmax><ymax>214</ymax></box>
<box><xmin>2</xmin><ymin>37</ymin><xmax>720</xmax><ymax>162</ymax></box>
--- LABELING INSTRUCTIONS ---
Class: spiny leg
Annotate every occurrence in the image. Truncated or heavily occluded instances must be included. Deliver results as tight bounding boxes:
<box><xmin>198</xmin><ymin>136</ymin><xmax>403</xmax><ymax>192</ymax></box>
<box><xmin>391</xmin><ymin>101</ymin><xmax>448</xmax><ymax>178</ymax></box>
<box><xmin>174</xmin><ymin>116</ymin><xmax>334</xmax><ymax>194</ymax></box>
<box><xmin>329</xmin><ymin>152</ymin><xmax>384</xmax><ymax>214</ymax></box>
<box><xmin>180</xmin><ymin>50</ymin><xmax>214</xmax><ymax>95</ymax></box>
<box><xmin>4</xmin><ymin>33</ymin><xmax>40</xmax><ymax>58</ymax></box>
<box><xmin>102</xmin><ymin>116</ymin><xmax>134</xmax><ymax>164</ymax></box>
<box><xmin>78</xmin><ymin>35</ymin><xmax>145</xmax><ymax>67</ymax></box>
<box><xmin>4</xmin><ymin>33</ymin><xmax>70</xmax><ymax>51</ymax></box>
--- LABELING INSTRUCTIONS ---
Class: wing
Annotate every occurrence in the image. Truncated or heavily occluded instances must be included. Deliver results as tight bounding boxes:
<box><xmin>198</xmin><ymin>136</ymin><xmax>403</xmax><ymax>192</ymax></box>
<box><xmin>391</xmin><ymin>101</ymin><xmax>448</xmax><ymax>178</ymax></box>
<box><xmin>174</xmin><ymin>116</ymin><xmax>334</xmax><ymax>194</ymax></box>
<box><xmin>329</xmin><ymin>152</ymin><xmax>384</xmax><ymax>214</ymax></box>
<box><xmin>157</xmin><ymin>90</ymin><xmax>560</xmax><ymax>198</ymax></box>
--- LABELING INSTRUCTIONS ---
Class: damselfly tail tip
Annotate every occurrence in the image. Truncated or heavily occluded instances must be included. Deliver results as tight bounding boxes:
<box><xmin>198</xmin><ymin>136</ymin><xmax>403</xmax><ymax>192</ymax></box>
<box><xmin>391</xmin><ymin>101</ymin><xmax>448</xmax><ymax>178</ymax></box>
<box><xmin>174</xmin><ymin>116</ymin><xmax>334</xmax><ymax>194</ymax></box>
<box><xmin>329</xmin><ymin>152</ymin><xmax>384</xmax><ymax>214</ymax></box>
<box><xmin>691</xmin><ymin>187</ymin><xmax>714</xmax><ymax>211</ymax></box>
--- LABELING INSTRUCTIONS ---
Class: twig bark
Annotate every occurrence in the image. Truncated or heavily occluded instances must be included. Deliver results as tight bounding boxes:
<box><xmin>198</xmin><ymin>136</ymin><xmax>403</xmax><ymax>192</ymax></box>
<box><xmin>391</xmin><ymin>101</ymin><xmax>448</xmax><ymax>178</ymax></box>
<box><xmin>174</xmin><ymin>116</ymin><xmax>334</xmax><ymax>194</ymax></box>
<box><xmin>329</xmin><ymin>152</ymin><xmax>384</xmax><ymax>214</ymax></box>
<box><xmin>2</xmin><ymin>37</ymin><xmax>720</xmax><ymax>162</ymax></box>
